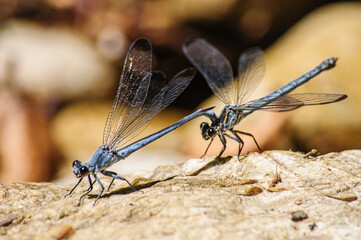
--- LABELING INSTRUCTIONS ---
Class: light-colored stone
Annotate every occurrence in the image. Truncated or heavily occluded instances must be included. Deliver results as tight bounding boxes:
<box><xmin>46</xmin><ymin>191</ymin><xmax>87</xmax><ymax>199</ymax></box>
<box><xmin>1</xmin><ymin>150</ymin><xmax>360</xmax><ymax>239</ymax></box>
<box><xmin>0</xmin><ymin>89</ymin><xmax>56</xmax><ymax>183</ymax></box>
<box><xmin>0</xmin><ymin>20</ymin><xmax>116</xmax><ymax>101</ymax></box>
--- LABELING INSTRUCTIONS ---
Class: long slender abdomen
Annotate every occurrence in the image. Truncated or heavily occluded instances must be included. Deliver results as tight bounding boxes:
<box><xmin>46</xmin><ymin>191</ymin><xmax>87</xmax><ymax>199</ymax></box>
<box><xmin>241</xmin><ymin>57</ymin><xmax>337</xmax><ymax>115</ymax></box>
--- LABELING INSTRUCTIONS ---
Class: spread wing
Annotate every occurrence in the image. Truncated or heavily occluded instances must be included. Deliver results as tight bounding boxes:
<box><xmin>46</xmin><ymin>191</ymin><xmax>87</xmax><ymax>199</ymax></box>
<box><xmin>183</xmin><ymin>37</ymin><xmax>233</xmax><ymax>104</ymax></box>
<box><xmin>242</xmin><ymin>93</ymin><xmax>347</xmax><ymax>112</ymax></box>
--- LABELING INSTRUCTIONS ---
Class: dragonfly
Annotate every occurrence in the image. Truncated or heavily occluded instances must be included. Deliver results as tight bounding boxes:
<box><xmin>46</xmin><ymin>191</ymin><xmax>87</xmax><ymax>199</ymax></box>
<box><xmin>183</xmin><ymin>37</ymin><xmax>347</xmax><ymax>159</ymax></box>
<box><xmin>66</xmin><ymin>38</ymin><xmax>214</xmax><ymax>205</ymax></box>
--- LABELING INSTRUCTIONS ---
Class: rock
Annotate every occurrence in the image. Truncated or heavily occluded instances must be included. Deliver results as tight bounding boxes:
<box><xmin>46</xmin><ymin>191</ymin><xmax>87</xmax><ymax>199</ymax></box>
<box><xmin>172</xmin><ymin>0</ymin><xmax>238</xmax><ymax>21</ymax></box>
<box><xmin>1</xmin><ymin>150</ymin><xmax>360</xmax><ymax>239</ymax></box>
<box><xmin>0</xmin><ymin>89</ymin><xmax>57</xmax><ymax>183</ymax></box>
<box><xmin>291</xmin><ymin>210</ymin><xmax>308</xmax><ymax>222</ymax></box>
<box><xmin>182</xmin><ymin>2</ymin><xmax>361</xmax><ymax>157</ymax></box>
<box><xmin>0</xmin><ymin>20</ymin><xmax>116</xmax><ymax>101</ymax></box>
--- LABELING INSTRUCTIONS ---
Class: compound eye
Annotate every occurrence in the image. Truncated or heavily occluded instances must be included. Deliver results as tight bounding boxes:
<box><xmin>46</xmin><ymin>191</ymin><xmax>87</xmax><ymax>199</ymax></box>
<box><xmin>80</xmin><ymin>166</ymin><xmax>88</xmax><ymax>174</ymax></box>
<box><xmin>200</xmin><ymin>122</ymin><xmax>209</xmax><ymax>131</ymax></box>
<box><xmin>207</xmin><ymin>128</ymin><xmax>216</xmax><ymax>137</ymax></box>
<box><xmin>72</xmin><ymin>160</ymin><xmax>81</xmax><ymax>168</ymax></box>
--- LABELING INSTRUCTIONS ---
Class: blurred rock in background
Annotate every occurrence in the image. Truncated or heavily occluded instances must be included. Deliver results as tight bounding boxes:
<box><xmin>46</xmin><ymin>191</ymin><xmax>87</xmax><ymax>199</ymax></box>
<box><xmin>0</xmin><ymin>87</ymin><xmax>59</xmax><ymax>183</ymax></box>
<box><xmin>0</xmin><ymin>0</ymin><xmax>360</xmax><ymax>183</ymax></box>
<box><xmin>0</xmin><ymin>21</ymin><xmax>116</xmax><ymax>101</ymax></box>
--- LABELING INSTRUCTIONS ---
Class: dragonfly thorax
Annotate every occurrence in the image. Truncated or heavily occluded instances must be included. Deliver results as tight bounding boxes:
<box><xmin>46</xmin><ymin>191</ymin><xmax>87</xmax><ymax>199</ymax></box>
<box><xmin>100</xmin><ymin>145</ymin><xmax>118</xmax><ymax>156</ymax></box>
<box><xmin>216</xmin><ymin>105</ymin><xmax>242</xmax><ymax>130</ymax></box>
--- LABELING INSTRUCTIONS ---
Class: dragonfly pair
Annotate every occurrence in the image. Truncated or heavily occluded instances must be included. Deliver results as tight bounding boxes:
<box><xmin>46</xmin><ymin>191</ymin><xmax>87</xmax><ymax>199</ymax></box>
<box><xmin>67</xmin><ymin>38</ymin><xmax>347</xmax><ymax>205</ymax></box>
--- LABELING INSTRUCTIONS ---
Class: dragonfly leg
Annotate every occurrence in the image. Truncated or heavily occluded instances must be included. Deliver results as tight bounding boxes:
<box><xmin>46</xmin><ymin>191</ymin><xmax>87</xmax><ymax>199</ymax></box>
<box><xmin>65</xmin><ymin>177</ymin><xmax>83</xmax><ymax>197</ymax></box>
<box><xmin>233</xmin><ymin>130</ymin><xmax>262</xmax><ymax>152</ymax></box>
<box><xmin>225</xmin><ymin>131</ymin><xmax>244</xmax><ymax>159</ymax></box>
<box><xmin>93</xmin><ymin>174</ymin><xmax>105</xmax><ymax>206</ymax></box>
<box><xmin>79</xmin><ymin>175</ymin><xmax>94</xmax><ymax>204</ymax></box>
<box><xmin>97</xmin><ymin>170</ymin><xmax>117</xmax><ymax>191</ymax></box>
<box><xmin>83</xmin><ymin>175</ymin><xmax>96</xmax><ymax>192</ymax></box>
<box><xmin>101</xmin><ymin>171</ymin><xmax>137</xmax><ymax>192</ymax></box>
<box><xmin>217</xmin><ymin>133</ymin><xmax>227</xmax><ymax>158</ymax></box>
<box><xmin>85</xmin><ymin>179</ymin><xmax>96</xmax><ymax>192</ymax></box>
<box><xmin>201</xmin><ymin>137</ymin><xmax>215</xmax><ymax>158</ymax></box>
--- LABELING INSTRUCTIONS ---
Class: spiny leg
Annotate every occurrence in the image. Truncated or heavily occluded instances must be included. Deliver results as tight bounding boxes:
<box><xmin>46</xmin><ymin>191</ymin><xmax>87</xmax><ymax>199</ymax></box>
<box><xmin>217</xmin><ymin>133</ymin><xmax>227</xmax><ymax>158</ymax></box>
<box><xmin>229</xmin><ymin>130</ymin><xmax>245</xmax><ymax>158</ymax></box>
<box><xmin>233</xmin><ymin>130</ymin><xmax>262</xmax><ymax>152</ymax></box>
<box><xmin>65</xmin><ymin>177</ymin><xmax>83</xmax><ymax>197</ymax></box>
<box><xmin>93</xmin><ymin>174</ymin><xmax>105</xmax><ymax>206</ymax></box>
<box><xmin>201</xmin><ymin>137</ymin><xmax>215</xmax><ymax>158</ymax></box>
<box><xmin>84</xmin><ymin>175</ymin><xmax>96</xmax><ymax>192</ymax></box>
<box><xmin>108</xmin><ymin>179</ymin><xmax>115</xmax><ymax>192</ymax></box>
<box><xmin>224</xmin><ymin>132</ymin><xmax>244</xmax><ymax>159</ymax></box>
<box><xmin>99</xmin><ymin>170</ymin><xmax>117</xmax><ymax>191</ymax></box>
<box><xmin>85</xmin><ymin>180</ymin><xmax>96</xmax><ymax>192</ymax></box>
<box><xmin>101</xmin><ymin>170</ymin><xmax>137</xmax><ymax>192</ymax></box>
<box><xmin>79</xmin><ymin>175</ymin><xmax>94</xmax><ymax>204</ymax></box>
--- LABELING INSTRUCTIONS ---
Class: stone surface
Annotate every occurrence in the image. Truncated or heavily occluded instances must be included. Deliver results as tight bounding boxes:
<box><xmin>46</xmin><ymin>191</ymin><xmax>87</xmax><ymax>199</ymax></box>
<box><xmin>1</xmin><ymin>150</ymin><xmax>360</xmax><ymax>239</ymax></box>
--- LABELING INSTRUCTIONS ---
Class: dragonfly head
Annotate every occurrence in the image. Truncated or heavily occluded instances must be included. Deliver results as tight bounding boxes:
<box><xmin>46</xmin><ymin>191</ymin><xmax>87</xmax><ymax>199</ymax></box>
<box><xmin>72</xmin><ymin>160</ymin><xmax>90</xmax><ymax>178</ymax></box>
<box><xmin>200</xmin><ymin>122</ymin><xmax>216</xmax><ymax>140</ymax></box>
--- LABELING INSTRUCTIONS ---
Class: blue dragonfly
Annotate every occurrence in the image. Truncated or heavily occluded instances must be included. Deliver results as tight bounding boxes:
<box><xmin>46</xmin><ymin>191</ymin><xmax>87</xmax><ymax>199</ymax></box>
<box><xmin>183</xmin><ymin>38</ymin><xmax>347</xmax><ymax>158</ymax></box>
<box><xmin>66</xmin><ymin>38</ymin><xmax>214</xmax><ymax>205</ymax></box>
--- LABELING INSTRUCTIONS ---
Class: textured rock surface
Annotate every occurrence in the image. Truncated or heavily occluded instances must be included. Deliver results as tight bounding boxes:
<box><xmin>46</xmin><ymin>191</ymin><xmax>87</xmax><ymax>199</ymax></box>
<box><xmin>1</xmin><ymin>150</ymin><xmax>361</xmax><ymax>239</ymax></box>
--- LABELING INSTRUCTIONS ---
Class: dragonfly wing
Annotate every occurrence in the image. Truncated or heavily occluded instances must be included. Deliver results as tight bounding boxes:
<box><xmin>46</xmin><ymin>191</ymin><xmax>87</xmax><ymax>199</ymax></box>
<box><xmin>109</xmin><ymin>70</ymin><xmax>166</xmax><ymax>148</ymax></box>
<box><xmin>242</xmin><ymin>93</ymin><xmax>347</xmax><ymax>112</ymax></box>
<box><xmin>159</xmin><ymin>68</ymin><xmax>196</xmax><ymax>108</ymax></box>
<box><xmin>183</xmin><ymin>37</ymin><xmax>233</xmax><ymax>104</ymax></box>
<box><xmin>103</xmin><ymin>38</ymin><xmax>152</xmax><ymax>146</ymax></box>
<box><xmin>235</xmin><ymin>47</ymin><xmax>265</xmax><ymax>105</ymax></box>
<box><xmin>112</xmin><ymin>68</ymin><xmax>196</xmax><ymax>149</ymax></box>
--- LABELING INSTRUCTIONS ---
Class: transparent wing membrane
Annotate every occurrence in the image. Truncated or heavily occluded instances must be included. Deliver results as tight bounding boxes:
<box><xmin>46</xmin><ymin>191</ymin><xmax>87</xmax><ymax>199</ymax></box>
<box><xmin>183</xmin><ymin>38</ymin><xmax>233</xmax><ymax>104</ymax></box>
<box><xmin>183</xmin><ymin>38</ymin><xmax>266</xmax><ymax>106</ymax></box>
<box><xmin>110</xmin><ymin>68</ymin><xmax>195</xmax><ymax>149</ymax></box>
<box><xmin>103</xmin><ymin>38</ymin><xmax>152</xmax><ymax>146</ymax></box>
<box><xmin>243</xmin><ymin>93</ymin><xmax>347</xmax><ymax>112</ymax></box>
<box><xmin>103</xmin><ymin>38</ymin><xmax>195</xmax><ymax>149</ymax></box>
<box><xmin>107</xmin><ymin>70</ymin><xmax>165</xmax><ymax>148</ymax></box>
<box><xmin>234</xmin><ymin>47</ymin><xmax>265</xmax><ymax>105</ymax></box>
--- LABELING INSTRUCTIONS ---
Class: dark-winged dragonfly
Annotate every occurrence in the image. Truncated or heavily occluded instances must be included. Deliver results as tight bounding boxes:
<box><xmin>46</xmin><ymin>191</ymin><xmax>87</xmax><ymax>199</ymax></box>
<box><xmin>183</xmin><ymin>38</ymin><xmax>347</xmax><ymax>158</ymax></box>
<box><xmin>66</xmin><ymin>38</ymin><xmax>214</xmax><ymax>205</ymax></box>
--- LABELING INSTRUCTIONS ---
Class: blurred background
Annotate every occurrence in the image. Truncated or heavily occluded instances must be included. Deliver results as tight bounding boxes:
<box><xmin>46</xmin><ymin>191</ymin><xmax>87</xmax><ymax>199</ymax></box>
<box><xmin>0</xmin><ymin>0</ymin><xmax>360</xmax><ymax>184</ymax></box>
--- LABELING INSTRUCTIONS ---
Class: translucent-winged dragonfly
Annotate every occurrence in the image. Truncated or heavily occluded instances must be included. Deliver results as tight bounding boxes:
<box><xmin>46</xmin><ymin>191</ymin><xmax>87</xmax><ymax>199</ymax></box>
<box><xmin>66</xmin><ymin>38</ymin><xmax>214</xmax><ymax>205</ymax></box>
<box><xmin>183</xmin><ymin>38</ymin><xmax>347</xmax><ymax>158</ymax></box>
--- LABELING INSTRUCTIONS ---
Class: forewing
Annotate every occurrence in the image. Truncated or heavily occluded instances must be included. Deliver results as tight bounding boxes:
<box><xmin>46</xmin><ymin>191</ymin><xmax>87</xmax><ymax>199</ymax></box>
<box><xmin>234</xmin><ymin>47</ymin><xmax>265</xmax><ymax>105</ymax></box>
<box><xmin>112</xmin><ymin>68</ymin><xmax>196</xmax><ymax>149</ymax></box>
<box><xmin>183</xmin><ymin>38</ymin><xmax>233</xmax><ymax>104</ymax></box>
<box><xmin>242</xmin><ymin>93</ymin><xmax>347</xmax><ymax>112</ymax></box>
<box><xmin>103</xmin><ymin>38</ymin><xmax>152</xmax><ymax>146</ymax></box>
<box><xmin>109</xmin><ymin>70</ymin><xmax>166</xmax><ymax>148</ymax></box>
<box><xmin>159</xmin><ymin>68</ymin><xmax>196</xmax><ymax>108</ymax></box>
